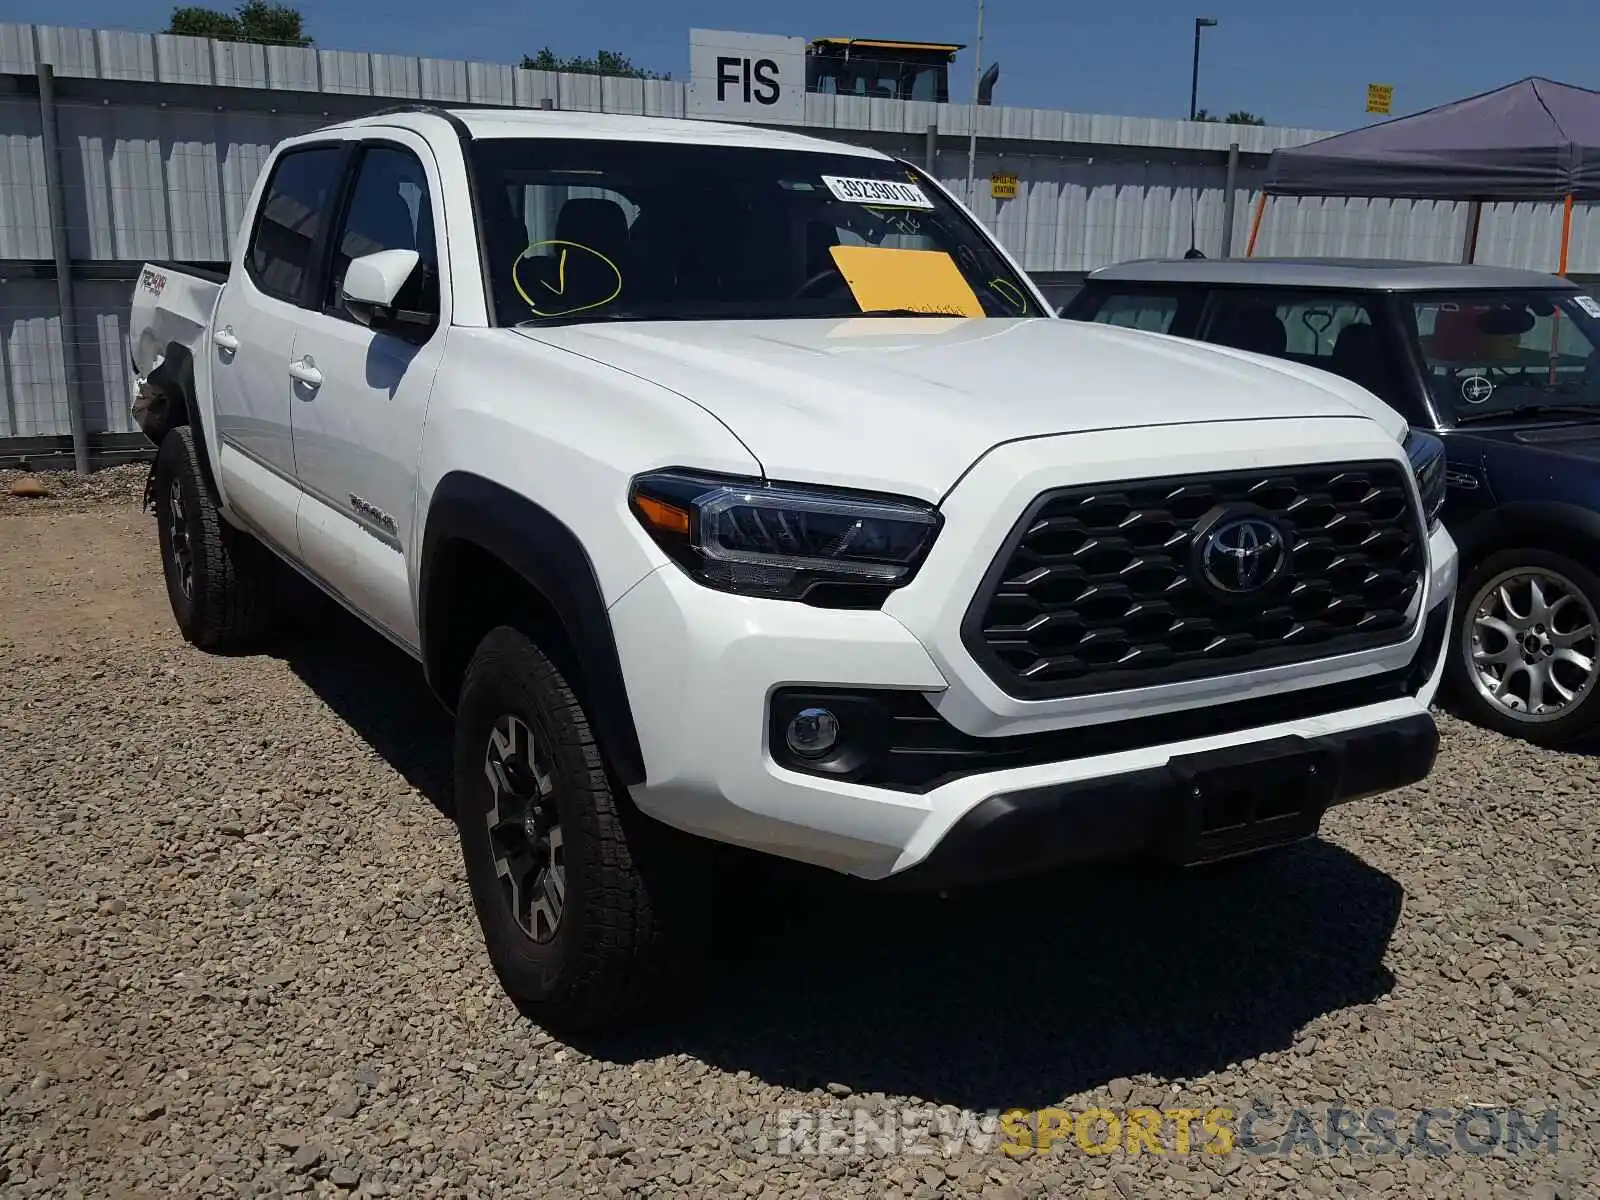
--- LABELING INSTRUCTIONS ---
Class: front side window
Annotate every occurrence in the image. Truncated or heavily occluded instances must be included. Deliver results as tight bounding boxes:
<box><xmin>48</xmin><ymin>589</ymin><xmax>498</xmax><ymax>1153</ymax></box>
<box><xmin>1407</xmin><ymin>291</ymin><xmax>1600</xmax><ymax>423</ymax></box>
<box><xmin>325</xmin><ymin>145</ymin><xmax>439</xmax><ymax>319</ymax></box>
<box><xmin>470</xmin><ymin>139</ymin><xmax>1040</xmax><ymax>326</ymax></box>
<box><xmin>246</xmin><ymin>145</ymin><xmax>345</xmax><ymax>305</ymax></box>
<box><xmin>1087</xmin><ymin>291</ymin><xmax>1182</xmax><ymax>334</ymax></box>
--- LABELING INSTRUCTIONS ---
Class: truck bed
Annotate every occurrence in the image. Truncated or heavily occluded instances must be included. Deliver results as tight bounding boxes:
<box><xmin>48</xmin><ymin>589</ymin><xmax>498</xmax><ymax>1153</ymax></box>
<box><xmin>129</xmin><ymin>261</ymin><xmax>227</xmax><ymax>442</ymax></box>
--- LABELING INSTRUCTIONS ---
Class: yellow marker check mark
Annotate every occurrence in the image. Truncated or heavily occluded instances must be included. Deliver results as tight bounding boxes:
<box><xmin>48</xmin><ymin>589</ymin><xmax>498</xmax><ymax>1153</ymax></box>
<box><xmin>539</xmin><ymin>248</ymin><xmax>568</xmax><ymax>295</ymax></box>
<box><xmin>512</xmin><ymin>240</ymin><xmax>622</xmax><ymax>317</ymax></box>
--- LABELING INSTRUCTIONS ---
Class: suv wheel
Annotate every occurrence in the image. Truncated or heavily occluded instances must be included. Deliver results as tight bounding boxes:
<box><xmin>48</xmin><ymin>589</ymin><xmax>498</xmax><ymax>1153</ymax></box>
<box><xmin>152</xmin><ymin>425</ymin><xmax>277</xmax><ymax>649</ymax></box>
<box><xmin>453</xmin><ymin>625</ymin><xmax>695</xmax><ymax>1031</ymax></box>
<box><xmin>1448</xmin><ymin>547</ymin><xmax>1600</xmax><ymax>746</ymax></box>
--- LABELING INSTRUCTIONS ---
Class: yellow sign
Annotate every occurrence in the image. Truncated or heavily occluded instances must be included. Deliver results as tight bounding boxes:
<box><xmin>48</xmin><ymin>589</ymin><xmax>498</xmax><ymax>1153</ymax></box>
<box><xmin>1366</xmin><ymin>84</ymin><xmax>1394</xmax><ymax>115</ymax></box>
<box><xmin>990</xmin><ymin>172</ymin><xmax>1019</xmax><ymax>200</ymax></box>
<box><xmin>827</xmin><ymin>245</ymin><xmax>985</xmax><ymax>317</ymax></box>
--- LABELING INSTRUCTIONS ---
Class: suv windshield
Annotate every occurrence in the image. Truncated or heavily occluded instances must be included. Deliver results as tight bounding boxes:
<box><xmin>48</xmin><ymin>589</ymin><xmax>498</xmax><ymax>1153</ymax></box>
<box><xmin>1406</xmin><ymin>290</ymin><xmax>1600</xmax><ymax>422</ymax></box>
<box><xmin>468</xmin><ymin>139</ymin><xmax>1039</xmax><ymax>326</ymax></box>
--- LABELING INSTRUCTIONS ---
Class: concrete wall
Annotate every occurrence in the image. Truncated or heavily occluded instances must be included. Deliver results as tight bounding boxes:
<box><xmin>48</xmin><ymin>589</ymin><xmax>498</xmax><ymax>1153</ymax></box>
<box><xmin>2</xmin><ymin>21</ymin><xmax>1596</xmax><ymax>454</ymax></box>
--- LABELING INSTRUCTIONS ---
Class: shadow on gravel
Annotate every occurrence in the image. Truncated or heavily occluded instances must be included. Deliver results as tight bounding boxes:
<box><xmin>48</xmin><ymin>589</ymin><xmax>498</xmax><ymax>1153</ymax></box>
<box><xmin>580</xmin><ymin>840</ymin><xmax>1405</xmax><ymax>1112</ymax></box>
<box><xmin>272</xmin><ymin>597</ymin><xmax>1404</xmax><ymax>1112</ymax></box>
<box><xmin>268</xmin><ymin>610</ymin><xmax>456</xmax><ymax>818</ymax></box>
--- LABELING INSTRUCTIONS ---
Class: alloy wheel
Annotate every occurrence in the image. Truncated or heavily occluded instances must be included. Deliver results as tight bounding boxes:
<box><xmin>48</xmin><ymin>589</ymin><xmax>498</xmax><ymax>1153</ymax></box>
<box><xmin>483</xmin><ymin>713</ymin><xmax>565</xmax><ymax>943</ymax></box>
<box><xmin>1465</xmin><ymin>566</ymin><xmax>1600</xmax><ymax>722</ymax></box>
<box><xmin>166</xmin><ymin>477</ymin><xmax>195</xmax><ymax>601</ymax></box>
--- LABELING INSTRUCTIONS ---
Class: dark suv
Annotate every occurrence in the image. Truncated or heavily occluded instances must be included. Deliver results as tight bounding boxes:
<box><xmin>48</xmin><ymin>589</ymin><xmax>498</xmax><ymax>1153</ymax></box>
<box><xmin>1063</xmin><ymin>258</ymin><xmax>1600</xmax><ymax>747</ymax></box>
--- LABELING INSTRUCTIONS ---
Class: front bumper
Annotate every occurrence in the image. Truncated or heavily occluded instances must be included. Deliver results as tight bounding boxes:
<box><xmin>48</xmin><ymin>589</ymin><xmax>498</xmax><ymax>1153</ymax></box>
<box><xmin>884</xmin><ymin>712</ymin><xmax>1437</xmax><ymax>890</ymax></box>
<box><xmin>609</xmin><ymin>526</ymin><xmax>1455</xmax><ymax>884</ymax></box>
<box><xmin>609</xmin><ymin>420</ymin><xmax>1459</xmax><ymax>885</ymax></box>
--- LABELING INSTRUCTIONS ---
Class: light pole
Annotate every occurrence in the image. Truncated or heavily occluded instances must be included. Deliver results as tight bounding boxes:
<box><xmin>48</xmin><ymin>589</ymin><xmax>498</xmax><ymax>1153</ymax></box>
<box><xmin>965</xmin><ymin>0</ymin><xmax>987</xmax><ymax>201</ymax></box>
<box><xmin>1189</xmin><ymin>17</ymin><xmax>1216</xmax><ymax>122</ymax></box>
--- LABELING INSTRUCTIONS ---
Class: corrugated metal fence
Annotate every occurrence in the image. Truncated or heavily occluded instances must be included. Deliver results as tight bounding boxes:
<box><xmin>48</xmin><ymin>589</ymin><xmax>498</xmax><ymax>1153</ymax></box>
<box><xmin>3</xmin><ymin>21</ymin><xmax>1599</xmax><ymax>462</ymax></box>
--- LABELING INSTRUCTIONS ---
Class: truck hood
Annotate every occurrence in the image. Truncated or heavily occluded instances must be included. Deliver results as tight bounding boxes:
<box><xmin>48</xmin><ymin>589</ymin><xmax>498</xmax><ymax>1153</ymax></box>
<box><xmin>515</xmin><ymin>317</ymin><xmax>1405</xmax><ymax>501</ymax></box>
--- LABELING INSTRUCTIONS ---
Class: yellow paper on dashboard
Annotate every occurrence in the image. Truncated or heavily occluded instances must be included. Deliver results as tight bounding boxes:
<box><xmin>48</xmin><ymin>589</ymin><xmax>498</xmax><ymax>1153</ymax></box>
<box><xmin>827</xmin><ymin>245</ymin><xmax>985</xmax><ymax>318</ymax></box>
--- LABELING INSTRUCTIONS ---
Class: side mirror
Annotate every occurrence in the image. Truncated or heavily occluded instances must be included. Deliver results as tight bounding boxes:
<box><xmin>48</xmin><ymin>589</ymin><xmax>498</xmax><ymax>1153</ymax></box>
<box><xmin>342</xmin><ymin>249</ymin><xmax>437</xmax><ymax>342</ymax></box>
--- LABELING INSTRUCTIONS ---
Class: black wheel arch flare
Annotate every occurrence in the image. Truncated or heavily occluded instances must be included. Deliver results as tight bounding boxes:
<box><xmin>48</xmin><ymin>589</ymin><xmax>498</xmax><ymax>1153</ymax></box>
<box><xmin>418</xmin><ymin>471</ymin><xmax>647</xmax><ymax>787</ymax></box>
<box><xmin>1451</xmin><ymin>499</ymin><xmax>1600</xmax><ymax>564</ymax></box>
<box><xmin>141</xmin><ymin>339</ymin><xmax>221</xmax><ymax>500</ymax></box>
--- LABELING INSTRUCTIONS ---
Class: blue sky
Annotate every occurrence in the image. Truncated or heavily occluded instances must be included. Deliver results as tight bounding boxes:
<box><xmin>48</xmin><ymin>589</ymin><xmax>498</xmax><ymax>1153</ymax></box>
<box><xmin>15</xmin><ymin>0</ymin><xmax>1600</xmax><ymax>132</ymax></box>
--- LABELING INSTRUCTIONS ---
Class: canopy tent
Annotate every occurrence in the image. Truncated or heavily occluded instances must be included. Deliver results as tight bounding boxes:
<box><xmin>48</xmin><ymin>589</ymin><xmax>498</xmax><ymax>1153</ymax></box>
<box><xmin>1245</xmin><ymin>77</ymin><xmax>1600</xmax><ymax>271</ymax></box>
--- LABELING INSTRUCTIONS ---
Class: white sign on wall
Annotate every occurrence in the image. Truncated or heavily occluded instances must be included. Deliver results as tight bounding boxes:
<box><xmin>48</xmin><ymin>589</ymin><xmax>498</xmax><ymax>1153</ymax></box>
<box><xmin>687</xmin><ymin>29</ymin><xmax>806</xmax><ymax>124</ymax></box>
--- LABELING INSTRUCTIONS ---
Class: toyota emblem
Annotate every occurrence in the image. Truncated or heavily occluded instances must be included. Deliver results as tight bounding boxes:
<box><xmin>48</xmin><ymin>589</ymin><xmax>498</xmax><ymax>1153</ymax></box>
<box><xmin>1199</xmin><ymin>514</ymin><xmax>1289</xmax><ymax>594</ymax></box>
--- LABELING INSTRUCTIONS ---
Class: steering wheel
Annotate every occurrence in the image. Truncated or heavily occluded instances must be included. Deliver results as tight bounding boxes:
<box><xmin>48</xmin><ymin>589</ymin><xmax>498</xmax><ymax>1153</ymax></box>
<box><xmin>793</xmin><ymin>267</ymin><xmax>849</xmax><ymax>300</ymax></box>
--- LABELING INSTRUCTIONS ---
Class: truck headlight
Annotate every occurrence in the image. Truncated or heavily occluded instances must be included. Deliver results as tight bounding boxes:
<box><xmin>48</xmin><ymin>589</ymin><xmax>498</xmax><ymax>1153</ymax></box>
<box><xmin>1404</xmin><ymin>429</ymin><xmax>1446</xmax><ymax>532</ymax></box>
<box><xmin>628</xmin><ymin>470</ymin><xmax>941</xmax><ymax>606</ymax></box>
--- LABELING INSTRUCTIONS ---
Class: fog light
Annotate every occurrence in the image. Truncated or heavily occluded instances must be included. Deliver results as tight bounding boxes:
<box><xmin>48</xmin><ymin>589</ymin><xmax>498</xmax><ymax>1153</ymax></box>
<box><xmin>784</xmin><ymin>707</ymin><xmax>840</xmax><ymax>758</ymax></box>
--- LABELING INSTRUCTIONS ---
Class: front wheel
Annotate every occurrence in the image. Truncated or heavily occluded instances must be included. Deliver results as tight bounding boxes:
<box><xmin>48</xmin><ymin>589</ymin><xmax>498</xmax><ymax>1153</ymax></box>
<box><xmin>453</xmin><ymin>626</ymin><xmax>699</xmax><ymax>1031</ymax></box>
<box><xmin>1446</xmin><ymin>547</ymin><xmax>1600</xmax><ymax>746</ymax></box>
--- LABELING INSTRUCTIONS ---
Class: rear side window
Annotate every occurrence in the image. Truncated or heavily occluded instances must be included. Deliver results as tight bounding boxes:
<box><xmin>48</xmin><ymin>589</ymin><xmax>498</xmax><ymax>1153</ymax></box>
<box><xmin>246</xmin><ymin>145</ymin><xmax>346</xmax><ymax>305</ymax></box>
<box><xmin>1086</xmin><ymin>291</ymin><xmax>1182</xmax><ymax>334</ymax></box>
<box><xmin>1204</xmin><ymin>290</ymin><xmax>1403</xmax><ymax>402</ymax></box>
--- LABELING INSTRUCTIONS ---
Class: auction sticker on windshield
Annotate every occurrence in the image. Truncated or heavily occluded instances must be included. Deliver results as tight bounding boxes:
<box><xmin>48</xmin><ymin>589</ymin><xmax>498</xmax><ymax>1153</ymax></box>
<box><xmin>821</xmin><ymin>175</ymin><xmax>935</xmax><ymax>210</ymax></box>
<box><xmin>828</xmin><ymin>245</ymin><xmax>984</xmax><ymax>316</ymax></box>
<box><xmin>1575</xmin><ymin>295</ymin><xmax>1600</xmax><ymax>319</ymax></box>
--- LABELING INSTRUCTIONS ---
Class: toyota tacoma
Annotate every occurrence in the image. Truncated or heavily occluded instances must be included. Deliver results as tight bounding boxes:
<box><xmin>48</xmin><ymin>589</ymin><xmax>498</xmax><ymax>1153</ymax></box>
<box><xmin>129</xmin><ymin>106</ymin><xmax>1457</xmax><ymax>1030</ymax></box>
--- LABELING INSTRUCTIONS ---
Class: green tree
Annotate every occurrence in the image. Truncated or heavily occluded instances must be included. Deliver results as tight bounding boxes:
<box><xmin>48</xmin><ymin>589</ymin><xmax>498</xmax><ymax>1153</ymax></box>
<box><xmin>1192</xmin><ymin>108</ymin><xmax>1266</xmax><ymax>126</ymax></box>
<box><xmin>167</xmin><ymin>0</ymin><xmax>311</xmax><ymax>46</ymax></box>
<box><xmin>521</xmin><ymin>47</ymin><xmax>669</xmax><ymax>79</ymax></box>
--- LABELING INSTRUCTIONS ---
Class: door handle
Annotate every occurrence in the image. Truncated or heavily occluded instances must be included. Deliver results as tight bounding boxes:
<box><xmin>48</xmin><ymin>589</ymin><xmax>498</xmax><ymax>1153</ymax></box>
<box><xmin>212</xmin><ymin>326</ymin><xmax>240</xmax><ymax>352</ymax></box>
<box><xmin>288</xmin><ymin>356</ymin><xmax>323</xmax><ymax>388</ymax></box>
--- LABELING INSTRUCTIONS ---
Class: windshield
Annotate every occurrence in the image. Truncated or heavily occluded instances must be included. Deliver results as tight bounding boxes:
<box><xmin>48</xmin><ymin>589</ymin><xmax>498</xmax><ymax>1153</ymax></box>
<box><xmin>468</xmin><ymin>139</ymin><xmax>1040</xmax><ymax>326</ymax></box>
<box><xmin>1407</xmin><ymin>290</ymin><xmax>1600</xmax><ymax>422</ymax></box>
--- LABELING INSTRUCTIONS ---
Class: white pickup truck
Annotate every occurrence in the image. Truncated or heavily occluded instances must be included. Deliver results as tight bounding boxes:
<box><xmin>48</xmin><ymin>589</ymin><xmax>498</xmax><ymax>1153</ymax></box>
<box><xmin>130</xmin><ymin>104</ymin><xmax>1458</xmax><ymax>1030</ymax></box>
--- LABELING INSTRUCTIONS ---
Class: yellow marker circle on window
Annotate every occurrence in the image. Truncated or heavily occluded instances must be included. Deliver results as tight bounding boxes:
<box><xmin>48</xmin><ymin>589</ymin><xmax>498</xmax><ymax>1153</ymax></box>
<box><xmin>512</xmin><ymin>240</ymin><xmax>623</xmax><ymax>318</ymax></box>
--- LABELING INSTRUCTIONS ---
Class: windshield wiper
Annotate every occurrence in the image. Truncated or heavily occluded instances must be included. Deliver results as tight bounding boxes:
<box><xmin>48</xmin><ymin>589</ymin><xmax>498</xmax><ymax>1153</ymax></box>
<box><xmin>1457</xmin><ymin>402</ymin><xmax>1600</xmax><ymax>424</ymax></box>
<box><xmin>514</xmin><ymin>309</ymin><xmax>663</xmax><ymax>329</ymax></box>
<box><xmin>517</xmin><ymin>307</ymin><xmax>978</xmax><ymax>327</ymax></box>
<box><xmin>847</xmin><ymin>308</ymin><xmax>970</xmax><ymax>318</ymax></box>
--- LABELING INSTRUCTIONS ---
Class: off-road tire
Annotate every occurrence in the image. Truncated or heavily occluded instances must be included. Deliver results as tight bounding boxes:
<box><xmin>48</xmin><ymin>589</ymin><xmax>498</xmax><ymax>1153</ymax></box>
<box><xmin>152</xmin><ymin>424</ymin><xmax>277</xmax><ymax>649</ymax></box>
<box><xmin>1446</xmin><ymin>547</ymin><xmax>1600</xmax><ymax>747</ymax></box>
<box><xmin>453</xmin><ymin>625</ymin><xmax>699</xmax><ymax>1031</ymax></box>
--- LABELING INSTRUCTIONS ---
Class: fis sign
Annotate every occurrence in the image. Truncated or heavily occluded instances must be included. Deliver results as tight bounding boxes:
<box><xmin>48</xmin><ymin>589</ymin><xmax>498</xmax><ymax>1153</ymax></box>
<box><xmin>688</xmin><ymin>29</ymin><xmax>806</xmax><ymax>124</ymax></box>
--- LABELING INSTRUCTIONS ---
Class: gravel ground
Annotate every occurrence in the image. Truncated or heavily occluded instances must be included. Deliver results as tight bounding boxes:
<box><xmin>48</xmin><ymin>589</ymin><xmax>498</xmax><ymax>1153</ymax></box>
<box><xmin>1</xmin><ymin>479</ymin><xmax>1597</xmax><ymax>1200</ymax></box>
<box><xmin>2</xmin><ymin>463</ymin><xmax>151</xmax><ymax>513</ymax></box>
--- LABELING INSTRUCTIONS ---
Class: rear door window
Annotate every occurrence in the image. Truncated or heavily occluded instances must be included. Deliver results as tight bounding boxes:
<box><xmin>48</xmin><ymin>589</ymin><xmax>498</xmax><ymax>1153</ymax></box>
<box><xmin>246</xmin><ymin>145</ymin><xmax>347</xmax><ymax>306</ymax></box>
<box><xmin>1202</xmin><ymin>290</ymin><xmax>1405</xmax><ymax>403</ymax></box>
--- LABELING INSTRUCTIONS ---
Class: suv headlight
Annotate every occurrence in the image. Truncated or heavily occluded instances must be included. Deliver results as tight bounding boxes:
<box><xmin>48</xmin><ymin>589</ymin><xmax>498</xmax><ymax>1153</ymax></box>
<box><xmin>628</xmin><ymin>470</ymin><xmax>941</xmax><ymax>606</ymax></box>
<box><xmin>1404</xmin><ymin>429</ymin><xmax>1446</xmax><ymax>532</ymax></box>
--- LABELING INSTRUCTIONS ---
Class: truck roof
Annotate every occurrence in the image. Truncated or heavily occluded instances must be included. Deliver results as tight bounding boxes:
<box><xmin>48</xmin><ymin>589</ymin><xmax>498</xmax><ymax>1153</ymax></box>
<box><xmin>1085</xmin><ymin>257</ymin><xmax>1578</xmax><ymax>293</ymax></box>
<box><xmin>333</xmin><ymin>106</ymin><xmax>886</xmax><ymax>158</ymax></box>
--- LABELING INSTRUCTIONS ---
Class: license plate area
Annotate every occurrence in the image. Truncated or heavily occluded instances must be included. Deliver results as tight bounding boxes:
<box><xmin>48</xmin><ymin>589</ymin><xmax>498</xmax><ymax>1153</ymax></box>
<box><xmin>1163</xmin><ymin>736</ymin><xmax>1337</xmax><ymax>864</ymax></box>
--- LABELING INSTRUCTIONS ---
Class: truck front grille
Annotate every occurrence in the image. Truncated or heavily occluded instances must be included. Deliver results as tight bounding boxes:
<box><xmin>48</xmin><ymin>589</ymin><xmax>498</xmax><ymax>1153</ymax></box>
<box><xmin>962</xmin><ymin>462</ymin><xmax>1425</xmax><ymax>699</ymax></box>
